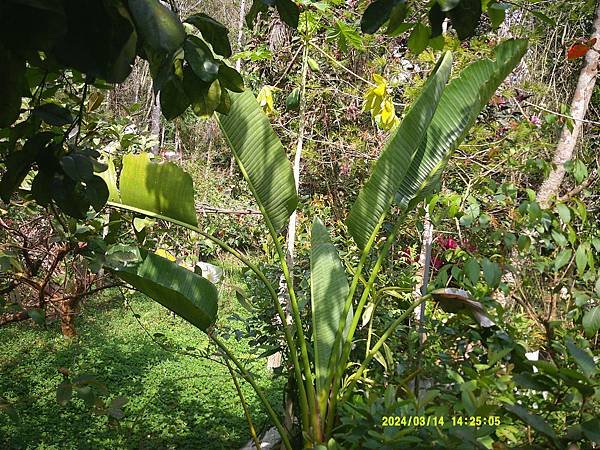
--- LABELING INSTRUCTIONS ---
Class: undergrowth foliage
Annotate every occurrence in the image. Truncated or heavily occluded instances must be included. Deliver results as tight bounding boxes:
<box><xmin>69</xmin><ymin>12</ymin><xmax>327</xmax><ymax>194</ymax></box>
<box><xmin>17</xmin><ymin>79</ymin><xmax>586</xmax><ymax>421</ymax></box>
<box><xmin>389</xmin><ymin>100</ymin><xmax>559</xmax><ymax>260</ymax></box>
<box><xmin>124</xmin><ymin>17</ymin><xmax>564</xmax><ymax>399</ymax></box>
<box><xmin>1</xmin><ymin>1</ymin><xmax>599</xmax><ymax>450</ymax></box>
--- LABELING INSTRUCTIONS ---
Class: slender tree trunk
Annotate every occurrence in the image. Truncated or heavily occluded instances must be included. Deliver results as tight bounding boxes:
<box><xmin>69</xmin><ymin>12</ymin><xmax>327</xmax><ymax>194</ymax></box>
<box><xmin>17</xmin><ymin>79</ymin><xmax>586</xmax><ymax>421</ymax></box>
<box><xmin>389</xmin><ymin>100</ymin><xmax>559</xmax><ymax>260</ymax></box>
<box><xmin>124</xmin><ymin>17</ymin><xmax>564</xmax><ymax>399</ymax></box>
<box><xmin>413</xmin><ymin>208</ymin><xmax>433</xmax><ymax>325</ymax></box>
<box><xmin>228</xmin><ymin>0</ymin><xmax>247</xmax><ymax>176</ymax></box>
<box><xmin>266</xmin><ymin>44</ymin><xmax>309</xmax><ymax>444</ymax></box>
<box><xmin>267</xmin><ymin>44</ymin><xmax>309</xmax><ymax>370</ymax></box>
<box><xmin>150</xmin><ymin>90</ymin><xmax>161</xmax><ymax>155</ymax></box>
<box><xmin>412</xmin><ymin>207</ymin><xmax>433</xmax><ymax>397</ymax></box>
<box><xmin>174</xmin><ymin>121</ymin><xmax>181</xmax><ymax>159</ymax></box>
<box><xmin>536</xmin><ymin>1</ymin><xmax>600</xmax><ymax>208</ymax></box>
<box><xmin>59</xmin><ymin>297</ymin><xmax>78</xmax><ymax>337</ymax></box>
<box><xmin>59</xmin><ymin>259</ymin><xmax>87</xmax><ymax>337</ymax></box>
<box><xmin>235</xmin><ymin>0</ymin><xmax>247</xmax><ymax>72</ymax></box>
<box><xmin>285</xmin><ymin>44</ymin><xmax>309</xmax><ymax>276</ymax></box>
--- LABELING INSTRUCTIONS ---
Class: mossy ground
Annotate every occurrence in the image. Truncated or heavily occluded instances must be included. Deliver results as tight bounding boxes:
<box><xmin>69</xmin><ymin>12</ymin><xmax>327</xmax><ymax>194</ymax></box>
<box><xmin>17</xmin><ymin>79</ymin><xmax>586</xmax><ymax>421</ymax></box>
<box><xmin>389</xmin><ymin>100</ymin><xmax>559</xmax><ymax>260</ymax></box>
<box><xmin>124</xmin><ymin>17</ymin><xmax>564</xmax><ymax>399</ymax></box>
<box><xmin>0</xmin><ymin>271</ymin><xmax>283</xmax><ymax>450</ymax></box>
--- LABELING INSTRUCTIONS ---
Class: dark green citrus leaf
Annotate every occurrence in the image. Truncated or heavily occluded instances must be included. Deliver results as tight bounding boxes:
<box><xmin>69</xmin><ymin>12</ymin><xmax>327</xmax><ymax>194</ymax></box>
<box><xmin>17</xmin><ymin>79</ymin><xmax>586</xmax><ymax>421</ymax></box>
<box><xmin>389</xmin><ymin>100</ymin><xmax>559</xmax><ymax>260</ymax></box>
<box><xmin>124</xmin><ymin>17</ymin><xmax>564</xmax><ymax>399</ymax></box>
<box><xmin>246</xmin><ymin>0</ymin><xmax>269</xmax><ymax>28</ymax></box>
<box><xmin>160</xmin><ymin>73</ymin><xmax>190</xmax><ymax>120</ymax></box>
<box><xmin>386</xmin><ymin>1</ymin><xmax>408</xmax><ymax>35</ymax></box>
<box><xmin>0</xmin><ymin>45</ymin><xmax>25</xmax><ymax>127</ymax></box>
<box><xmin>218</xmin><ymin>63</ymin><xmax>245</xmax><ymax>93</ymax></box>
<box><xmin>184</xmin><ymin>35</ymin><xmax>219</xmax><ymax>83</ymax></box>
<box><xmin>275</xmin><ymin>0</ymin><xmax>300</xmax><ymax>29</ymax></box>
<box><xmin>53</xmin><ymin>0</ymin><xmax>137</xmax><ymax>83</ymax></box>
<box><xmin>407</xmin><ymin>23</ymin><xmax>430</xmax><ymax>55</ymax></box>
<box><xmin>505</xmin><ymin>405</ymin><xmax>558</xmax><ymax>442</ymax></box>
<box><xmin>448</xmin><ymin>0</ymin><xmax>482</xmax><ymax>40</ymax></box>
<box><xmin>128</xmin><ymin>0</ymin><xmax>184</xmax><ymax>54</ymax></box>
<box><xmin>185</xmin><ymin>13</ymin><xmax>232</xmax><ymax>57</ymax></box>
<box><xmin>361</xmin><ymin>0</ymin><xmax>398</xmax><ymax>34</ymax></box>
<box><xmin>428</xmin><ymin>2</ymin><xmax>445</xmax><ymax>38</ymax></box>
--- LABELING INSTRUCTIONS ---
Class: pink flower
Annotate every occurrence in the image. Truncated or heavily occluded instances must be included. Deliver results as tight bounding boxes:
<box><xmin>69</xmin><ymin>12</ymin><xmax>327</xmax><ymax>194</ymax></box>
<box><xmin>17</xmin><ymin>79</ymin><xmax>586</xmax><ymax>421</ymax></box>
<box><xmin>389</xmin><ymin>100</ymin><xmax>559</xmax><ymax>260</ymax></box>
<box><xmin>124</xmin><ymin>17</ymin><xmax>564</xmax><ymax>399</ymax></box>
<box><xmin>530</xmin><ymin>115</ymin><xmax>542</xmax><ymax>127</ymax></box>
<box><xmin>438</xmin><ymin>236</ymin><xmax>458</xmax><ymax>250</ymax></box>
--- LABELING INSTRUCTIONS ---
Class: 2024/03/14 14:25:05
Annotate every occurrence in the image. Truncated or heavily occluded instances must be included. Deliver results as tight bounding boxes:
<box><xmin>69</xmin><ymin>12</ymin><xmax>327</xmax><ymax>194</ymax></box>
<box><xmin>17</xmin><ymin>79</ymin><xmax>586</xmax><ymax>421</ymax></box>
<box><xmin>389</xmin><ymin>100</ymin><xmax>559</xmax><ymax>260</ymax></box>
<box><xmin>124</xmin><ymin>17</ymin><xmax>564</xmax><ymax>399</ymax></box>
<box><xmin>381</xmin><ymin>416</ymin><xmax>502</xmax><ymax>427</ymax></box>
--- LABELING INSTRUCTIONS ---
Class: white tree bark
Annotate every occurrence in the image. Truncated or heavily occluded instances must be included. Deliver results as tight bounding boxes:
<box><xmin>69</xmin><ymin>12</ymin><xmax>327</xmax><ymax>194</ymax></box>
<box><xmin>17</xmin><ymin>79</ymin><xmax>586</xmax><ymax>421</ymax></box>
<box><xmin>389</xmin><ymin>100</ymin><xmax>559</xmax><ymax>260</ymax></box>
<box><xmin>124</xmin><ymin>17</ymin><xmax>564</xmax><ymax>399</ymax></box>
<box><xmin>150</xmin><ymin>91</ymin><xmax>161</xmax><ymax>155</ymax></box>
<box><xmin>267</xmin><ymin>44</ymin><xmax>310</xmax><ymax>370</ymax></box>
<box><xmin>536</xmin><ymin>1</ymin><xmax>600</xmax><ymax>208</ymax></box>
<box><xmin>413</xmin><ymin>208</ymin><xmax>433</xmax><ymax>325</ymax></box>
<box><xmin>235</xmin><ymin>0</ymin><xmax>247</xmax><ymax>72</ymax></box>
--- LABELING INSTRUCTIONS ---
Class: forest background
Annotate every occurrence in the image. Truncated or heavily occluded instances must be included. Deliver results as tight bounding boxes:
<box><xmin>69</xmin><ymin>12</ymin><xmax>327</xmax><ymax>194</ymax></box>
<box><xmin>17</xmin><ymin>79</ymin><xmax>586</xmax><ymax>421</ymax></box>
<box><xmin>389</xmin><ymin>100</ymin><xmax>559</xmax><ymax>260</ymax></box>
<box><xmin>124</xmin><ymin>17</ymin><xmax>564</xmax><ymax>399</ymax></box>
<box><xmin>0</xmin><ymin>0</ymin><xmax>599</xmax><ymax>449</ymax></box>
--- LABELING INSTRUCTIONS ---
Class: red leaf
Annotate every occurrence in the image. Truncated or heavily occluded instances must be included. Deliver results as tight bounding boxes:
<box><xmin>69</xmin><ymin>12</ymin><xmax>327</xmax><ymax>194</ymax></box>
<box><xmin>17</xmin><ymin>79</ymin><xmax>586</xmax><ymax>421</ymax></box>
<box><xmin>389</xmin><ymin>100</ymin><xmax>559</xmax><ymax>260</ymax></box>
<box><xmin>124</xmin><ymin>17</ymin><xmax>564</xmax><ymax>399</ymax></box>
<box><xmin>568</xmin><ymin>43</ymin><xmax>591</xmax><ymax>60</ymax></box>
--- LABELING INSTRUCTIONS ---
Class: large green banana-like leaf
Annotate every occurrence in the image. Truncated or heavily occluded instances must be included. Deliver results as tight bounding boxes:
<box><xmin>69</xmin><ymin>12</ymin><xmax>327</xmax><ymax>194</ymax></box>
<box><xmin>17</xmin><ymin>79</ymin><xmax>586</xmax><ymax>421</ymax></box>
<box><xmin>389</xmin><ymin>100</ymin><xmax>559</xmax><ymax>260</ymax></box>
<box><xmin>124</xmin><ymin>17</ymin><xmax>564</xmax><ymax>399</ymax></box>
<box><xmin>108</xmin><ymin>250</ymin><xmax>218</xmax><ymax>331</ymax></box>
<box><xmin>396</xmin><ymin>39</ymin><xmax>527</xmax><ymax>209</ymax></box>
<box><xmin>347</xmin><ymin>52</ymin><xmax>453</xmax><ymax>250</ymax></box>
<box><xmin>109</xmin><ymin>152</ymin><xmax>198</xmax><ymax>228</ymax></box>
<box><xmin>216</xmin><ymin>91</ymin><xmax>297</xmax><ymax>233</ymax></box>
<box><xmin>103</xmin><ymin>155</ymin><xmax>218</xmax><ymax>332</ymax></box>
<box><xmin>310</xmin><ymin>218</ymin><xmax>349</xmax><ymax>401</ymax></box>
<box><xmin>98</xmin><ymin>157</ymin><xmax>121</xmax><ymax>203</ymax></box>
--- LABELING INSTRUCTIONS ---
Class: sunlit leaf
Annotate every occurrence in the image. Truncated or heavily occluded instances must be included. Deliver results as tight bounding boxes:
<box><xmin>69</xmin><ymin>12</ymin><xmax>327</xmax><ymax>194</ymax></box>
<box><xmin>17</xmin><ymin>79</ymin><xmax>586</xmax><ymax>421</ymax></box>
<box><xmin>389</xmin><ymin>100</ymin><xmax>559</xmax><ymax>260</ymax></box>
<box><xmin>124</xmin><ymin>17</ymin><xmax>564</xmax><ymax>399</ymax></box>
<box><xmin>113</xmin><ymin>152</ymin><xmax>198</xmax><ymax>228</ymax></box>
<box><xmin>108</xmin><ymin>250</ymin><xmax>218</xmax><ymax>331</ymax></box>
<box><xmin>348</xmin><ymin>52</ymin><xmax>452</xmax><ymax>250</ymax></box>
<box><xmin>310</xmin><ymin>218</ymin><xmax>350</xmax><ymax>404</ymax></box>
<box><xmin>395</xmin><ymin>39</ymin><xmax>528</xmax><ymax>210</ymax></box>
<box><xmin>582</xmin><ymin>306</ymin><xmax>600</xmax><ymax>337</ymax></box>
<box><xmin>216</xmin><ymin>91</ymin><xmax>297</xmax><ymax>233</ymax></box>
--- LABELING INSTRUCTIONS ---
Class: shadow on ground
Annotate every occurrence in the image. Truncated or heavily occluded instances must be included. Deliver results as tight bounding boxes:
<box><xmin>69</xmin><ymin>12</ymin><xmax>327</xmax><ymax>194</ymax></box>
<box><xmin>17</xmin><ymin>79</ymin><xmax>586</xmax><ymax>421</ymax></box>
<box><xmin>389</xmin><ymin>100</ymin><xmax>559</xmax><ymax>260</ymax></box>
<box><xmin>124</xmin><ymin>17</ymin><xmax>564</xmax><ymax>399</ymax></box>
<box><xmin>0</xmin><ymin>292</ymin><xmax>283</xmax><ymax>449</ymax></box>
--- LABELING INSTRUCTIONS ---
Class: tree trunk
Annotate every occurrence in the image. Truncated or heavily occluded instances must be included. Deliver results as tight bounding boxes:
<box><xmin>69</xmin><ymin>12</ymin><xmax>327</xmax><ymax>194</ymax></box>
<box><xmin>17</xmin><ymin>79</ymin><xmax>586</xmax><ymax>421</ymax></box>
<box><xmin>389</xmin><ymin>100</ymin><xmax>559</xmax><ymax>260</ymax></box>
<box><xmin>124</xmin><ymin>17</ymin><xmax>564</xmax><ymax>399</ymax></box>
<box><xmin>59</xmin><ymin>258</ymin><xmax>87</xmax><ymax>337</ymax></box>
<box><xmin>150</xmin><ymin>90</ymin><xmax>161</xmax><ymax>155</ymax></box>
<box><xmin>235</xmin><ymin>0</ymin><xmax>247</xmax><ymax>72</ymax></box>
<box><xmin>228</xmin><ymin>0</ymin><xmax>247</xmax><ymax>176</ymax></box>
<box><xmin>267</xmin><ymin>44</ymin><xmax>309</xmax><ymax>370</ymax></box>
<box><xmin>536</xmin><ymin>1</ymin><xmax>600</xmax><ymax>208</ymax></box>
<box><xmin>412</xmin><ymin>207</ymin><xmax>433</xmax><ymax>398</ymax></box>
<box><xmin>59</xmin><ymin>297</ymin><xmax>78</xmax><ymax>337</ymax></box>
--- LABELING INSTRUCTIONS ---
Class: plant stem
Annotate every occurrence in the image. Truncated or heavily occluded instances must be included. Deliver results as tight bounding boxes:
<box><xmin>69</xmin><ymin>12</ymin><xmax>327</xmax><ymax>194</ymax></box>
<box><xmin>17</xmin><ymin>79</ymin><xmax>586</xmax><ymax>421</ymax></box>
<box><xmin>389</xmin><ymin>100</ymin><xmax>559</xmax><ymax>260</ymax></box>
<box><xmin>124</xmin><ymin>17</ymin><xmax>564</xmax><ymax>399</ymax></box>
<box><xmin>341</xmin><ymin>296</ymin><xmax>429</xmax><ymax>403</ymax></box>
<box><xmin>210</xmin><ymin>113</ymin><xmax>316</xmax><ymax>434</ymax></box>
<box><xmin>275</xmin><ymin>238</ymin><xmax>318</xmax><ymax>439</ymax></box>
<box><xmin>75</xmin><ymin>78</ymin><xmax>89</xmax><ymax>145</ymax></box>
<box><xmin>325</xmin><ymin>213</ymin><xmax>406</xmax><ymax>437</ymax></box>
<box><xmin>323</xmin><ymin>215</ymin><xmax>383</xmax><ymax>405</ymax></box>
<box><xmin>211</xmin><ymin>335</ymin><xmax>292</xmax><ymax>450</ymax></box>
<box><xmin>108</xmin><ymin>200</ymin><xmax>312</xmax><ymax>434</ymax></box>
<box><xmin>195</xmin><ymin>229</ymin><xmax>311</xmax><ymax>432</ymax></box>
<box><xmin>225</xmin><ymin>359</ymin><xmax>261</xmax><ymax>450</ymax></box>
<box><xmin>342</xmin><ymin>215</ymin><xmax>407</xmax><ymax>360</ymax></box>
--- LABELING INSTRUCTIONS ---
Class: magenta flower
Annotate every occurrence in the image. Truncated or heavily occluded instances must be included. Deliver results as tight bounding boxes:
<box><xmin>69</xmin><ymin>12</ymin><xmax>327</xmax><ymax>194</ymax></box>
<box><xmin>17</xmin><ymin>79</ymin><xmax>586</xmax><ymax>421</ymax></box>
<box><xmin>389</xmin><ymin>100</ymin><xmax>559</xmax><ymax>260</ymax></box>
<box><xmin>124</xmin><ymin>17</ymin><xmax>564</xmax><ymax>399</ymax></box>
<box><xmin>530</xmin><ymin>115</ymin><xmax>542</xmax><ymax>127</ymax></box>
<box><xmin>438</xmin><ymin>236</ymin><xmax>458</xmax><ymax>250</ymax></box>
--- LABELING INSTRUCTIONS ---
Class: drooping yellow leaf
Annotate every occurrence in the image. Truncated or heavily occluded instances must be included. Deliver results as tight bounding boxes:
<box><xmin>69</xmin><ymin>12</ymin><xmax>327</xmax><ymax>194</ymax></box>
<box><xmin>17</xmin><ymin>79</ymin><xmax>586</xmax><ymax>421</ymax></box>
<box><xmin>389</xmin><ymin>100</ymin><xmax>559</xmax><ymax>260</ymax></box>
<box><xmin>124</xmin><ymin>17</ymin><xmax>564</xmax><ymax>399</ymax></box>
<box><xmin>363</xmin><ymin>73</ymin><xmax>397</xmax><ymax>130</ymax></box>
<box><xmin>372</xmin><ymin>74</ymin><xmax>387</xmax><ymax>97</ymax></box>
<box><xmin>156</xmin><ymin>248</ymin><xmax>177</xmax><ymax>262</ymax></box>
<box><xmin>377</xmin><ymin>97</ymin><xmax>399</xmax><ymax>131</ymax></box>
<box><xmin>257</xmin><ymin>85</ymin><xmax>275</xmax><ymax>115</ymax></box>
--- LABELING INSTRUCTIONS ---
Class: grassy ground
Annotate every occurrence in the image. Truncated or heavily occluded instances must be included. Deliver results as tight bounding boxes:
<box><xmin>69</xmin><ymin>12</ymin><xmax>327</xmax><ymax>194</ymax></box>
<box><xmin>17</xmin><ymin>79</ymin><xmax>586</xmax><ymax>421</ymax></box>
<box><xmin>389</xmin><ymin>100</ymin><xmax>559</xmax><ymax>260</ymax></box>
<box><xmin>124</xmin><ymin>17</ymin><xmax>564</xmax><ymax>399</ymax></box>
<box><xmin>0</xmin><ymin>263</ymin><xmax>283</xmax><ymax>449</ymax></box>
